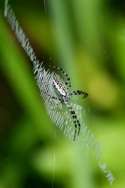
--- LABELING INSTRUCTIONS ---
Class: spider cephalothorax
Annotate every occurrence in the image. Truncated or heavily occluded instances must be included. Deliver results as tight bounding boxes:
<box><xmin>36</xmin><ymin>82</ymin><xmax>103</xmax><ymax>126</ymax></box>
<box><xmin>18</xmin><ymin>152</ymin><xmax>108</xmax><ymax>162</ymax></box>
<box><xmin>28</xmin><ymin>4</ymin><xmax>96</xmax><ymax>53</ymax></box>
<box><xmin>53</xmin><ymin>73</ymin><xmax>70</xmax><ymax>103</ymax></box>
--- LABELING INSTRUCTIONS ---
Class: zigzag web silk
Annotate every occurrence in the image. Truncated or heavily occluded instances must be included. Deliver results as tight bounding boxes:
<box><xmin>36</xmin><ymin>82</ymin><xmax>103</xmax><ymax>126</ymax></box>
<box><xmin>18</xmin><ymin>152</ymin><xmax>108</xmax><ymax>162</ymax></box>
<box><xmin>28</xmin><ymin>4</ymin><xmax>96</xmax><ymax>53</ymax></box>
<box><xmin>4</xmin><ymin>0</ymin><xmax>115</xmax><ymax>185</ymax></box>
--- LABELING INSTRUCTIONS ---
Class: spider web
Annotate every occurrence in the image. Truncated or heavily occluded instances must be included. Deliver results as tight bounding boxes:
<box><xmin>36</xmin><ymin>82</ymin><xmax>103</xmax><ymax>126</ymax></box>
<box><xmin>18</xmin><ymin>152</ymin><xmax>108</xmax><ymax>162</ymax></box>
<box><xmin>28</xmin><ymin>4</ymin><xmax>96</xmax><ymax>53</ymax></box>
<box><xmin>35</xmin><ymin>66</ymin><xmax>115</xmax><ymax>184</ymax></box>
<box><xmin>4</xmin><ymin>0</ymin><xmax>115</xmax><ymax>184</ymax></box>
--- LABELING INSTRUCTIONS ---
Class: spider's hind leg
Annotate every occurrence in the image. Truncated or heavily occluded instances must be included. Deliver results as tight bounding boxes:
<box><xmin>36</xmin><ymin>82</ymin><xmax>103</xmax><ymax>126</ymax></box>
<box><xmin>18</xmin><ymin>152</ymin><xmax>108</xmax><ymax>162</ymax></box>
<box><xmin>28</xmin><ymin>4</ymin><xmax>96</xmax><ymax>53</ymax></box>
<box><xmin>73</xmin><ymin>118</ymin><xmax>81</xmax><ymax>141</ymax></box>
<box><xmin>66</xmin><ymin>104</ymin><xmax>81</xmax><ymax>141</ymax></box>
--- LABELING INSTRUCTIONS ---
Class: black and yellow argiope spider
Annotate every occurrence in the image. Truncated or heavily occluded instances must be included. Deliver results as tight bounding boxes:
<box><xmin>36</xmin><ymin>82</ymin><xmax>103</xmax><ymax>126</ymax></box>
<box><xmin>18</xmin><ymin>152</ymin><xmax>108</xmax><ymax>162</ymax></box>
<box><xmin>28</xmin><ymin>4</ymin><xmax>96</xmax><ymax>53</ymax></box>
<box><xmin>37</xmin><ymin>65</ymin><xmax>88</xmax><ymax>141</ymax></box>
<box><xmin>35</xmin><ymin>63</ymin><xmax>88</xmax><ymax>140</ymax></box>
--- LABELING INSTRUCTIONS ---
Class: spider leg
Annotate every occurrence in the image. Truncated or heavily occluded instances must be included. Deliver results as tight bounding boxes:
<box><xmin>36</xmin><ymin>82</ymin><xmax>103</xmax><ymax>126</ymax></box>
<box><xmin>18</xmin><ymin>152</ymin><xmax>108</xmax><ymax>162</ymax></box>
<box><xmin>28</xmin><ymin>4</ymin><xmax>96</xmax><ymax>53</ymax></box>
<box><xmin>73</xmin><ymin>123</ymin><xmax>77</xmax><ymax>141</ymax></box>
<box><xmin>53</xmin><ymin>66</ymin><xmax>72</xmax><ymax>88</ymax></box>
<box><xmin>66</xmin><ymin>103</ymin><xmax>81</xmax><ymax>141</ymax></box>
<box><xmin>70</xmin><ymin>90</ymin><xmax>88</xmax><ymax>98</ymax></box>
<box><xmin>48</xmin><ymin>94</ymin><xmax>62</xmax><ymax>102</ymax></box>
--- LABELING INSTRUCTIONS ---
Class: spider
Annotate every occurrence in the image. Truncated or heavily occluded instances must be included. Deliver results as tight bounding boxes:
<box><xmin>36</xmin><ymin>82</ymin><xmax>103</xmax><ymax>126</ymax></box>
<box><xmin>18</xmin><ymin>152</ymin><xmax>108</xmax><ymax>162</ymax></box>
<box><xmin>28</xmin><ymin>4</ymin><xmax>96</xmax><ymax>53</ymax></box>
<box><xmin>34</xmin><ymin>63</ymin><xmax>88</xmax><ymax>140</ymax></box>
<box><xmin>51</xmin><ymin>66</ymin><xmax>88</xmax><ymax>141</ymax></box>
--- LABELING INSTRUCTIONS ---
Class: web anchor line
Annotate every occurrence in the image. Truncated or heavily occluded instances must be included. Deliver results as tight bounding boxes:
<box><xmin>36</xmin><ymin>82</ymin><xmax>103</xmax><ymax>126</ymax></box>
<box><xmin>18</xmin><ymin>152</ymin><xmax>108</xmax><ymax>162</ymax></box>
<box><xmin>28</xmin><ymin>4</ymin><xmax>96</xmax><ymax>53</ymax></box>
<box><xmin>4</xmin><ymin>0</ymin><xmax>115</xmax><ymax>185</ymax></box>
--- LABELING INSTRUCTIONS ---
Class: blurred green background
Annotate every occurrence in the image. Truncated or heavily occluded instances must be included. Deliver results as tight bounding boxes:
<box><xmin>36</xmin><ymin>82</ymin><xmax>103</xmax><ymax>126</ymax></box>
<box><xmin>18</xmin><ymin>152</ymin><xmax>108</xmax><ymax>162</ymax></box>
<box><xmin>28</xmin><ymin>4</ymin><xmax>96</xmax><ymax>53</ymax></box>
<box><xmin>0</xmin><ymin>0</ymin><xmax>125</xmax><ymax>187</ymax></box>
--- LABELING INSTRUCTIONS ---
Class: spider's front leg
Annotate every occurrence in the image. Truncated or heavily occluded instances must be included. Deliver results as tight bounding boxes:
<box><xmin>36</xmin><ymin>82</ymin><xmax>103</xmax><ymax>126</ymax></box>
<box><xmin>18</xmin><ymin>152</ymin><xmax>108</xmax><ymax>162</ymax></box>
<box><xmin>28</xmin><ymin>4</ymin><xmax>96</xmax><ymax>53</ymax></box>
<box><xmin>53</xmin><ymin>66</ymin><xmax>72</xmax><ymax>88</ymax></box>
<box><xmin>70</xmin><ymin>90</ymin><xmax>88</xmax><ymax>99</ymax></box>
<box><xmin>66</xmin><ymin>103</ymin><xmax>81</xmax><ymax>141</ymax></box>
